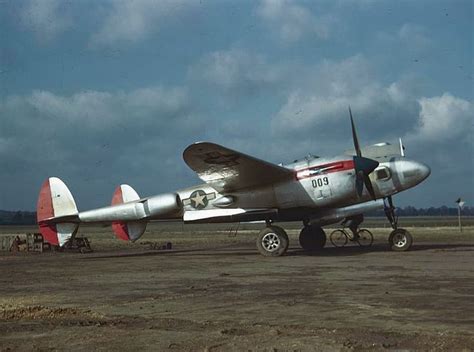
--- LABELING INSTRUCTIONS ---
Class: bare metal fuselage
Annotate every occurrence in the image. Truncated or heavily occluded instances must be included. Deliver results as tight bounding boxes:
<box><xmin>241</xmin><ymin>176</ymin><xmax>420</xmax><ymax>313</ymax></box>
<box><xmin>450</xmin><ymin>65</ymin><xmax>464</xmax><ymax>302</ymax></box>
<box><xmin>75</xmin><ymin>153</ymin><xmax>429</xmax><ymax>226</ymax></box>
<box><xmin>175</xmin><ymin>154</ymin><xmax>429</xmax><ymax>223</ymax></box>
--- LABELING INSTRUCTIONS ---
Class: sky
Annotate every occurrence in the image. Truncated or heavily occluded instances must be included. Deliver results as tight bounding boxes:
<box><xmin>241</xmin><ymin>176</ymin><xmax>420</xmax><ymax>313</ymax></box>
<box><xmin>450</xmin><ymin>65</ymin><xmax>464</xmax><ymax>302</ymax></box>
<box><xmin>1</xmin><ymin>0</ymin><xmax>473</xmax><ymax>211</ymax></box>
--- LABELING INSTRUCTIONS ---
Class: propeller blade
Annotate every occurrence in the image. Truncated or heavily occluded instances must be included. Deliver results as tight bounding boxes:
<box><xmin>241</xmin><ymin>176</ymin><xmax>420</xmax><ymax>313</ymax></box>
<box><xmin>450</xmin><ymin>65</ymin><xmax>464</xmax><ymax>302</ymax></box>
<box><xmin>355</xmin><ymin>171</ymin><xmax>364</xmax><ymax>197</ymax></box>
<box><xmin>353</xmin><ymin>155</ymin><xmax>379</xmax><ymax>199</ymax></box>
<box><xmin>349</xmin><ymin>107</ymin><xmax>379</xmax><ymax>200</ymax></box>
<box><xmin>364</xmin><ymin>174</ymin><xmax>376</xmax><ymax>200</ymax></box>
<box><xmin>349</xmin><ymin>106</ymin><xmax>361</xmax><ymax>157</ymax></box>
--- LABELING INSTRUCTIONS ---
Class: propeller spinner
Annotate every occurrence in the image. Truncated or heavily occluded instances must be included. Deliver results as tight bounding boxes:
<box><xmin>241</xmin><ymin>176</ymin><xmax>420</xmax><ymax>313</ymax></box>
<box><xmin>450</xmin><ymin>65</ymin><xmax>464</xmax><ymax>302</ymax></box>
<box><xmin>349</xmin><ymin>107</ymin><xmax>379</xmax><ymax>200</ymax></box>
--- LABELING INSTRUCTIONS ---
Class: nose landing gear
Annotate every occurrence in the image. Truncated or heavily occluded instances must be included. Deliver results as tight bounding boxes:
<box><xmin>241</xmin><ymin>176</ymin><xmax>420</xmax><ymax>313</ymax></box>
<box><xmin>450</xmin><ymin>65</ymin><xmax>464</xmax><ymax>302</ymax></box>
<box><xmin>385</xmin><ymin>196</ymin><xmax>413</xmax><ymax>251</ymax></box>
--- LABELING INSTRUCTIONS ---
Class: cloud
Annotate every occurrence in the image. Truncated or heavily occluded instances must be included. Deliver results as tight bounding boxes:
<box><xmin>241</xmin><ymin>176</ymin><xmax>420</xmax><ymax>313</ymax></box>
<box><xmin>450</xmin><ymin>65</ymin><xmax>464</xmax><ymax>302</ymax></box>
<box><xmin>90</xmin><ymin>0</ymin><xmax>192</xmax><ymax>46</ymax></box>
<box><xmin>404</xmin><ymin>93</ymin><xmax>473</xmax><ymax>206</ymax></box>
<box><xmin>398</xmin><ymin>23</ymin><xmax>432</xmax><ymax>51</ymax></box>
<box><xmin>256</xmin><ymin>0</ymin><xmax>332</xmax><ymax>43</ymax></box>
<box><xmin>271</xmin><ymin>55</ymin><xmax>419</xmax><ymax>141</ymax></box>
<box><xmin>267</xmin><ymin>54</ymin><xmax>473</xmax><ymax>176</ymax></box>
<box><xmin>22</xmin><ymin>87</ymin><xmax>189</xmax><ymax>128</ymax></box>
<box><xmin>188</xmin><ymin>48</ymin><xmax>286</xmax><ymax>93</ymax></box>
<box><xmin>20</xmin><ymin>0</ymin><xmax>72</xmax><ymax>43</ymax></box>
<box><xmin>0</xmin><ymin>86</ymin><xmax>205</xmax><ymax>209</ymax></box>
<box><xmin>375</xmin><ymin>23</ymin><xmax>432</xmax><ymax>57</ymax></box>
<box><xmin>412</xmin><ymin>93</ymin><xmax>473</xmax><ymax>142</ymax></box>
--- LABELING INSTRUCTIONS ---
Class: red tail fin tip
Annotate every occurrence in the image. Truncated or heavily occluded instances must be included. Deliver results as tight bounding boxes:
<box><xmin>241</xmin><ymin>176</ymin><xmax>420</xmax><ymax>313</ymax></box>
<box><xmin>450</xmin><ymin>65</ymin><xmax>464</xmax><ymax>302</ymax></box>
<box><xmin>36</xmin><ymin>177</ymin><xmax>79</xmax><ymax>246</ymax></box>
<box><xmin>111</xmin><ymin>184</ymin><xmax>147</xmax><ymax>241</ymax></box>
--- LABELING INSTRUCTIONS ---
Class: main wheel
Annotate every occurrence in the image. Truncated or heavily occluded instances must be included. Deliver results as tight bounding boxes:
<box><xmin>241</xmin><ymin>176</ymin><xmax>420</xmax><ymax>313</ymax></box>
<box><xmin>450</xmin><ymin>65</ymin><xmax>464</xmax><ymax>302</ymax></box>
<box><xmin>388</xmin><ymin>229</ymin><xmax>413</xmax><ymax>251</ymax></box>
<box><xmin>329</xmin><ymin>229</ymin><xmax>348</xmax><ymax>248</ymax></box>
<box><xmin>256</xmin><ymin>226</ymin><xmax>289</xmax><ymax>257</ymax></box>
<box><xmin>299</xmin><ymin>226</ymin><xmax>326</xmax><ymax>251</ymax></box>
<box><xmin>356</xmin><ymin>229</ymin><xmax>374</xmax><ymax>247</ymax></box>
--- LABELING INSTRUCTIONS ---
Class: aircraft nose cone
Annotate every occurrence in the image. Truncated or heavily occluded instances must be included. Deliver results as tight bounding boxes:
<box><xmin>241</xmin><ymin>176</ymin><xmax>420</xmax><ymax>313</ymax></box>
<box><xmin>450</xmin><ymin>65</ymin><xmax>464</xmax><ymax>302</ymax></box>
<box><xmin>417</xmin><ymin>162</ymin><xmax>431</xmax><ymax>181</ymax></box>
<box><xmin>401</xmin><ymin>160</ymin><xmax>431</xmax><ymax>188</ymax></box>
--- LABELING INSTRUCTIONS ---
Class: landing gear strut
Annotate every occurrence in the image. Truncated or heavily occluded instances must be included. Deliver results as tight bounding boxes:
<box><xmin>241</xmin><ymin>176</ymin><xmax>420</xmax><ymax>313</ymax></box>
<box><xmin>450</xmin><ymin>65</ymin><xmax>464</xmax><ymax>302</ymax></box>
<box><xmin>299</xmin><ymin>224</ymin><xmax>326</xmax><ymax>251</ymax></box>
<box><xmin>385</xmin><ymin>196</ymin><xmax>413</xmax><ymax>251</ymax></box>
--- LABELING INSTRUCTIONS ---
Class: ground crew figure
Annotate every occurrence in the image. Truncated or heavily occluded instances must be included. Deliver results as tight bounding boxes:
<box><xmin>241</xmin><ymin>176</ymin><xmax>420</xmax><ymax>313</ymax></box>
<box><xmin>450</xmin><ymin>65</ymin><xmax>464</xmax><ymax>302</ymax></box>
<box><xmin>343</xmin><ymin>214</ymin><xmax>364</xmax><ymax>241</ymax></box>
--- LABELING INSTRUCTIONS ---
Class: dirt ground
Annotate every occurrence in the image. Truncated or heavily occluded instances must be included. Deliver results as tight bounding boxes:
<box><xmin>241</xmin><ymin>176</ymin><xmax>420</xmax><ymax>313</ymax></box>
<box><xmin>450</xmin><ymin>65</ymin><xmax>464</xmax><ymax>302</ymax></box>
<box><xmin>1</xmin><ymin>222</ymin><xmax>473</xmax><ymax>351</ymax></box>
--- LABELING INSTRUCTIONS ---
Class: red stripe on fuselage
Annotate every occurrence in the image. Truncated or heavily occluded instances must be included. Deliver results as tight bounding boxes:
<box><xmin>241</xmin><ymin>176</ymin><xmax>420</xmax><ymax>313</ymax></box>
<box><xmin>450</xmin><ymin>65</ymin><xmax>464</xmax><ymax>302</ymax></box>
<box><xmin>295</xmin><ymin>160</ymin><xmax>354</xmax><ymax>180</ymax></box>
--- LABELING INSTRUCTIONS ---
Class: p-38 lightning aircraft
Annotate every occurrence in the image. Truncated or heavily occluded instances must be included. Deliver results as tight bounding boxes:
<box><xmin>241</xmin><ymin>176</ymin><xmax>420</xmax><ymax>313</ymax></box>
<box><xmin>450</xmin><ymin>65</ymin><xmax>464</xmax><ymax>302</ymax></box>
<box><xmin>37</xmin><ymin>110</ymin><xmax>430</xmax><ymax>256</ymax></box>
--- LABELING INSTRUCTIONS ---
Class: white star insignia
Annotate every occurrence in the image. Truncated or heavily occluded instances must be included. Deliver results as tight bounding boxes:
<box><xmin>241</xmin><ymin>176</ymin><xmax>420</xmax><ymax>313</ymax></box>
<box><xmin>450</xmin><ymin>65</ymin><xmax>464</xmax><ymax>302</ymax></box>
<box><xmin>191</xmin><ymin>192</ymin><xmax>206</xmax><ymax>207</ymax></box>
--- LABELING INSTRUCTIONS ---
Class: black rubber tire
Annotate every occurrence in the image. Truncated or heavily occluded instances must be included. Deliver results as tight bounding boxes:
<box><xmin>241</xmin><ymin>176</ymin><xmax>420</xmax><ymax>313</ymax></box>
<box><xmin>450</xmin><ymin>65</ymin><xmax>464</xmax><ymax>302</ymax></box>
<box><xmin>256</xmin><ymin>226</ymin><xmax>289</xmax><ymax>257</ymax></box>
<box><xmin>299</xmin><ymin>226</ymin><xmax>326</xmax><ymax>251</ymax></box>
<box><xmin>356</xmin><ymin>229</ymin><xmax>374</xmax><ymax>247</ymax></box>
<box><xmin>388</xmin><ymin>229</ymin><xmax>413</xmax><ymax>251</ymax></box>
<box><xmin>329</xmin><ymin>229</ymin><xmax>348</xmax><ymax>248</ymax></box>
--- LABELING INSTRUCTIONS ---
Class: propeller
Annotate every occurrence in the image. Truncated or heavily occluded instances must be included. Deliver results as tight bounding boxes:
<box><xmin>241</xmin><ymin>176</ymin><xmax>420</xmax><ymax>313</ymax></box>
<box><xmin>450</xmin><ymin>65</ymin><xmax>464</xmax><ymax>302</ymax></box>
<box><xmin>349</xmin><ymin>107</ymin><xmax>379</xmax><ymax>200</ymax></box>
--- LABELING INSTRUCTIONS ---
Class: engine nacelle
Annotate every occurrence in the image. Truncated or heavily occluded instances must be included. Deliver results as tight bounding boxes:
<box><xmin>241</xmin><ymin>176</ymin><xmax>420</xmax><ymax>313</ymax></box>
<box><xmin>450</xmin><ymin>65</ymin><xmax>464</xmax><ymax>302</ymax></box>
<box><xmin>79</xmin><ymin>191</ymin><xmax>182</xmax><ymax>223</ymax></box>
<box><xmin>143</xmin><ymin>193</ymin><xmax>182</xmax><ymax>219</ymax></box>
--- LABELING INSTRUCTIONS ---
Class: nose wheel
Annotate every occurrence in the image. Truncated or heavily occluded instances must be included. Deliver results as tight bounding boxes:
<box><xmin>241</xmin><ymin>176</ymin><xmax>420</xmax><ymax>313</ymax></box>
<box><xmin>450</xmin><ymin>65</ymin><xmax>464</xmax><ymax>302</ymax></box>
<box><xmin>388</xmin><ymin>229</ymin><xmax>413</xmax><ymax>251</ymax></box>
<box><xmin>385</xmin><ymin>196</ymin><xmax>413</xmax><ymax>251</ymax></box>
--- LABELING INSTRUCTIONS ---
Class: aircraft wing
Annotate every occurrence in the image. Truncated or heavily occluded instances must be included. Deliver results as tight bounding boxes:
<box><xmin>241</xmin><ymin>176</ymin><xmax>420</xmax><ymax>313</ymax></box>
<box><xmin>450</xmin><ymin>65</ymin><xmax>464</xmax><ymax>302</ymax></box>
<box><xmin>183</xmin><ymin>142</ymin><xmax>294</xmax><ymax>192</ymax></box>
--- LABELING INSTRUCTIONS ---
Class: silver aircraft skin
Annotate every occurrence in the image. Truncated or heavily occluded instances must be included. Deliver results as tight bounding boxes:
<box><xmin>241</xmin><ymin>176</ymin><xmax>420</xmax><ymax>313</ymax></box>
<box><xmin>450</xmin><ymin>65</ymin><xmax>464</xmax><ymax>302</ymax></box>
<box><xmin>37</xmin><ymin>112</ymin><xmax>430</xmax><ymax>256</ymax></box>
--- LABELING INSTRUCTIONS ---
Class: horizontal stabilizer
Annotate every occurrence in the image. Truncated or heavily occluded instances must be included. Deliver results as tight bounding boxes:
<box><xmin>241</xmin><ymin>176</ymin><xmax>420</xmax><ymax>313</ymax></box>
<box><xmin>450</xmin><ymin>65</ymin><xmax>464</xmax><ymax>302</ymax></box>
<box><xmin>37</xmin><ymin>177</ymin><xmax>79</xmax><ymax>246</ymax></box>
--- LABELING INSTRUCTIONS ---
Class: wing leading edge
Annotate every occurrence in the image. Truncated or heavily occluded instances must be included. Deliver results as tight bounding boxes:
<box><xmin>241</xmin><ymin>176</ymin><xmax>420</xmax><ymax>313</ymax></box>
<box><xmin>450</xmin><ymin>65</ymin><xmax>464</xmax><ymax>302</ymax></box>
<box><xmin>183</xmin><ymin>142</ymin><xmax>294</xmax><ymax>192</ymax></box>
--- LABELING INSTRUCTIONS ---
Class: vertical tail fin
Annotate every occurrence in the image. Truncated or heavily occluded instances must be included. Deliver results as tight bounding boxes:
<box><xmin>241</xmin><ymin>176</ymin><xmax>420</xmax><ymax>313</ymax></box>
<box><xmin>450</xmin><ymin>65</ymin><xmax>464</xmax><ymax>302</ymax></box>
<box><xmin>111</xmin><ymin>185</ymin><xmax>147</xmax><ymax>241</ymax></box>
<box><xmin>37</xmin><ymin>177</ymin><xmax>79</xmax><ymax>246</ymax></box>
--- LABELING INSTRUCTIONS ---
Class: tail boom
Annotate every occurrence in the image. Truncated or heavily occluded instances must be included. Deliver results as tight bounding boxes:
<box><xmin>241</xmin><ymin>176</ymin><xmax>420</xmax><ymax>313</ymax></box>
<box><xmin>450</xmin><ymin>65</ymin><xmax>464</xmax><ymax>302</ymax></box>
<box><xmin>37</xmin><ymin>178</ymin><xmax>182</xmax><ymax>245</ymax></box>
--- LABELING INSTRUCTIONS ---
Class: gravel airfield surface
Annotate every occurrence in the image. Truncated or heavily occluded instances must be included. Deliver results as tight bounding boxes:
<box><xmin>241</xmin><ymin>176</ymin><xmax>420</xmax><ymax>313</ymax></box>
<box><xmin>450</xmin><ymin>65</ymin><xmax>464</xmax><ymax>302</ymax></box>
<box><xmin>1</xmin><ymin>222</ymin><xmax>473</xmax><ymax>351</ymax></box>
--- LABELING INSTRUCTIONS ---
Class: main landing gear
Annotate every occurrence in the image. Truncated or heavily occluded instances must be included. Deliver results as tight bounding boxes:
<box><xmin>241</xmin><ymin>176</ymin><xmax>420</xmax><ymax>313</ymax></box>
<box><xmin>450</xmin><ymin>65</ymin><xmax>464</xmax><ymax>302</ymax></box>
<box><xmin>256</xmin><ymin>223</ymin><xmax>289</xmax><ymax>257</ymax></box>
<box><xmin>256</xmin><ymin>220</ymin><xmax>326</xmax><ymax>257</ymax></box>
<box><xmin>255</xmin><ymin>197</ymin><xmax>413</xmax><ymax>256</ymax></box>
<box><xmin>299</xmin><ymin>223</ymin><xmax>326</xmax><ymax>251</ymax></box>
<box><xmin>385</xmin><ymin>196</ymin><xmax>413</xmax><ymax>251</ymax></box>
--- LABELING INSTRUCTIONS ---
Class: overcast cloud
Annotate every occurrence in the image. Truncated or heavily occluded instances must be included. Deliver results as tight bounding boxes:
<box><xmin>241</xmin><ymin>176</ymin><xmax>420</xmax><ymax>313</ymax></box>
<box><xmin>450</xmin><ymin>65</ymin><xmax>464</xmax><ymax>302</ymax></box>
<box><xmin>1</xmin><ymin>0</ymin><xmax>472</xmax><ymax>210</ymax></box>
<box><xmin>19</xmin><ymin>0</ymin><xmax>72</xmax><ymax>43</ymax></box>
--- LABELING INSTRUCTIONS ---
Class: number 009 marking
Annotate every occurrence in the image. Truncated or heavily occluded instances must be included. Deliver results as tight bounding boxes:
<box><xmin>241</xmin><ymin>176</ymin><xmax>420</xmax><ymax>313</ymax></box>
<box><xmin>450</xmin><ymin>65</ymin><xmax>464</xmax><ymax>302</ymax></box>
<box><xmin>312</xmin><ymin>177</ymin><xmax>329</xmax><ymax>188</ymax></box>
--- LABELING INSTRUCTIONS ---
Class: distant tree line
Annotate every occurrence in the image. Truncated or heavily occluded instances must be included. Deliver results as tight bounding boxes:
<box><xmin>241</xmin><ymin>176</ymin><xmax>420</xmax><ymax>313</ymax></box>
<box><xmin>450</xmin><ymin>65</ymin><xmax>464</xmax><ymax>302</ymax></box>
<box><xmin>0</xmin><ymin>210</ymin><xmax>36</xmax><ymax>225</ymax></box>
<box><xmin>368</xmin><ymin>206</ymin><xmax>474</xmax><ymax>217</ymax></box>
<box><xmin>0</xmin><ymin>206</ymin><xmax>472</xmax><ymax>225</ymax></box>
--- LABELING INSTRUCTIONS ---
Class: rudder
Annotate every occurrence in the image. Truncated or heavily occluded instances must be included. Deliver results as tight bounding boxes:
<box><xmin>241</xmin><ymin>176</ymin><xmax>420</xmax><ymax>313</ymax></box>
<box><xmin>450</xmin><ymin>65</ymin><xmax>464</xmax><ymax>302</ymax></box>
<box><xmin>111</xmin><ymin>184</ymin><xmax>147</xmax><ymax>241</ymax></box>
<box><xmin>37</xmin><ymin>177</ymin><xmax>79</xmax><ymax>246</ymax></box>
